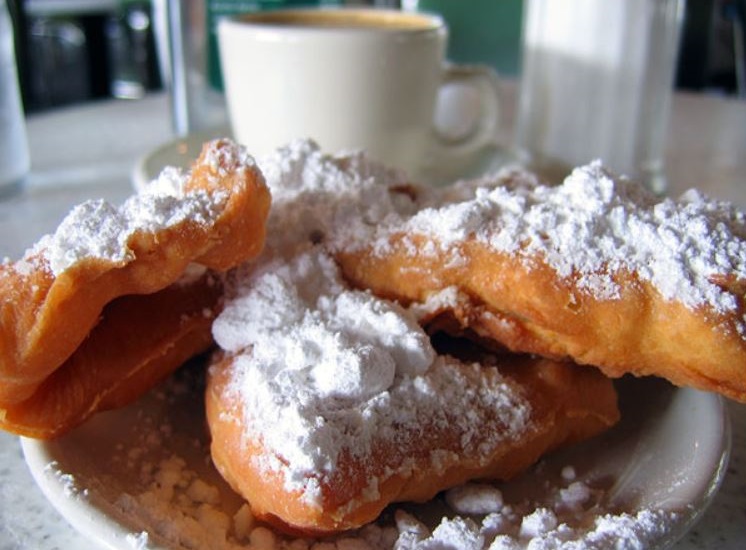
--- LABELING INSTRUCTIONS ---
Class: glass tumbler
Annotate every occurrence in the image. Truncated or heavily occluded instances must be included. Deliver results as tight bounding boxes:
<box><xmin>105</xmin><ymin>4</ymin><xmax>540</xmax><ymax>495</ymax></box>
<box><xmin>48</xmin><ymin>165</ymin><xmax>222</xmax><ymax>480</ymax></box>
<box><xmin>515</xmin><ymin>0</ymin><xmax>685</xmax><ymax>194</ymax></box>
<box><xmin>0</xmin><ymin>0</ymin><xmax>29</xmax><ymax>197</ymax></box>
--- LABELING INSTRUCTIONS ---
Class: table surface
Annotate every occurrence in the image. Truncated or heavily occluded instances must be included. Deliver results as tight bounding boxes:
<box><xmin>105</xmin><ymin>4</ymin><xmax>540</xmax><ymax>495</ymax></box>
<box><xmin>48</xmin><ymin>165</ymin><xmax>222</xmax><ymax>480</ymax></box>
<box><xmin>0</xmin><ymin>90</ymin><xmax>745</xmax><ymax>549</ymax></box>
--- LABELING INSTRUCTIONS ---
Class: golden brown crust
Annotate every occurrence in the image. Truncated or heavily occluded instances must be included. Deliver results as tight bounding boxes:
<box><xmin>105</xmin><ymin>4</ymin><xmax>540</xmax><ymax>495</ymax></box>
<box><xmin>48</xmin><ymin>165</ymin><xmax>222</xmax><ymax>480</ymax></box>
<box><xmin>0</xmin><ymin>273</ymin><xmax>220</xmax><ymax>438</ymax></box>
<box><xmin>206</xmin><ymin>353</ymin><xmax>619</xmax><ymax>535</ymax></box>
<box><xmin>0</xmin><ymin>139</ymin><xmax>271</xmax><ymax>430</ymax></box>
<box><xmin>336</xmin><ymin>234</ymin><xmax>746</xmax><ymax>402</ymax></box>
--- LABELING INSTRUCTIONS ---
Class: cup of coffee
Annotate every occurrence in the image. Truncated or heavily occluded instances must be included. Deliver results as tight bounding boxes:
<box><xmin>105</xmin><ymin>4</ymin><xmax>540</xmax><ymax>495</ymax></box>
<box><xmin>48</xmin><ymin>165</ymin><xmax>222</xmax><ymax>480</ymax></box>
<box><xmin>218</xmin><ymin>8</ymin><xmax>500</xmax><ymax>176</ymax></box>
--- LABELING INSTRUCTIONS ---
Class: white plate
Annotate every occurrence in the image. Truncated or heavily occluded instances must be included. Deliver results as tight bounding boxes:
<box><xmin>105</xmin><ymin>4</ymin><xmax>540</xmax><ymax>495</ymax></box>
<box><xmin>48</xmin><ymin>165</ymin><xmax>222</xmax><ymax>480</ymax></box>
<box><xmin>24</xmin><ymin>138</ymin><xmax>731</xmax><ymax>549</ymax></box>
<box><xmin>22</xmin><ymin>367</ymin><xmax>730</xmax><ymax>550</ymax></box>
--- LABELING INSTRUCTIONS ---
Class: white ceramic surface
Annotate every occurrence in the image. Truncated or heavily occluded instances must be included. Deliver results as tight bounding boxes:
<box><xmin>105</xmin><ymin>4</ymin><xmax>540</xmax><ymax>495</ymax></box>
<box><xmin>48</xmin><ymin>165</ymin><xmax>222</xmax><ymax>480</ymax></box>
<box><xmin>132</xmin><ymin>131</ymin><xmax>514</xmax><ymax>190</ymax></box>
<box><xmin>218</xmin><ymin>8</ymin><xmax>500</xmax><ymax>176</ymax></box>
<box><xmin>21</xmin><ymin>370</ymin><xmax>729</xmax><ymax>550</ymax></box>
<box><xmin>131</xmin><ymin>127</ymin><xmax>230</xmax><ymax>190</ymax></box>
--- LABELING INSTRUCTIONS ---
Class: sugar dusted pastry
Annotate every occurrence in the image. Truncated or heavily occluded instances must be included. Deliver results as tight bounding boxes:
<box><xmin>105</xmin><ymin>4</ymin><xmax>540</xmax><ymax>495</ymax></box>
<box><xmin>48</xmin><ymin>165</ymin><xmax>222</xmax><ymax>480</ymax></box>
<box><xmin>336</xmin><ymin>163</ymin><xmax>746</xmax><ymax>402</ymax></box>
<box><xmin>260</xmin><ymin>140</ymin><xmax>746</xmax><ymax>402</ymax></box>
<box><xmin>0</xmin><ymin>139</ymin><xmax>270</xmax><ymax>432</ymax></box>
<box><xmin>205</xmin><ymin>246</ymin><xmax>619</xmax><ymax>535</ymax></box>
<box><xmin>0</xmin><ymin>270</ymin><xmax>220</xmax><ymax>438</ymax></box>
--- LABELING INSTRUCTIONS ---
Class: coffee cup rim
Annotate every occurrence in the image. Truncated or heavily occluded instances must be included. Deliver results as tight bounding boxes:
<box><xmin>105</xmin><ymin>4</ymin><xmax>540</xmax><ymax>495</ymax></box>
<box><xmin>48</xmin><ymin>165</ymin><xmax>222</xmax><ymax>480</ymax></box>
<box><xmin>222</xmin><ymin>7</ymin><xmax>445</xmax><ymax>34</ymax></box>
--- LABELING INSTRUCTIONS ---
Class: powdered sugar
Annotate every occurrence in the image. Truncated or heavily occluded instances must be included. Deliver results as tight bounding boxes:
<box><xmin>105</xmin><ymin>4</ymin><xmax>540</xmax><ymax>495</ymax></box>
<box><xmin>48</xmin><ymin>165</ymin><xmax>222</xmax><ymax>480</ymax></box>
<box><xmin>257</xmin><ymin>139</ymin><xmax>420</xmax><ymax>255</ymax></box>
<box><xmin>395</xmin><ymin>481</ymin><xmax>678</xmax><ymax>550</ymax></box>
<box><xmin>446</xmin><ymin>483</ymin><xmax>505</xmax><ymax>515</ymax></box>
<box><xmin>259</xmin><ymin>141</ymin><xmax>746</xmax><ymax>326</ymax></box>
<box><xmin>32</xmin><ymin>140</ymin><xmax>246</xmax><ymax>276</ymax></box>
<box><xmin>212</xmin><ymin>246</ymin><xmax>533</xmax><ymax>503</ymax></box>
<box><xmin>202</xmin><ymin>137</ymin><xmax>257</xmax><ymax>178</ymax></box>
<box><xmin>396</xmin><ymin>162</ymin><xmax>746</xmax><ymax>315</ymax></box>
<box><xmin>215</xmin><ymin>251</ymin><xmax>433</xmax><ymax>383</ymax></box>
<box><xmin>43</xmin><ymin>461</ymin><xmax>89</xmax><ymax>499</ymax></box>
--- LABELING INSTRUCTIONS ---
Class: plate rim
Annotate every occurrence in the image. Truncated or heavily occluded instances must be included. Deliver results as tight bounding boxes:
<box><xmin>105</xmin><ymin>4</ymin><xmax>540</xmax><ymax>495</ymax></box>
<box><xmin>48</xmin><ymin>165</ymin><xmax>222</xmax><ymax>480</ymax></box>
<box><xmin>20</xmin><ymin>378</ymin><xmax>733</xmax><ymax>550</ymax></box>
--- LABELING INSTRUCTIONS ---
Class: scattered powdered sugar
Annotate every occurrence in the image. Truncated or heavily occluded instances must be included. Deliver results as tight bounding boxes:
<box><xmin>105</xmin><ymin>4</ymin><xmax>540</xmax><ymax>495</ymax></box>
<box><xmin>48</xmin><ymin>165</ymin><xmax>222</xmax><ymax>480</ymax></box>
<box><xmin>43</xmin><ymin>461</ymin><xmax>89</xmax><ymax>499</ymax></box>
<box><xmin>446</xmin><ymin>483</ymin><xmax>505</xmax><ymax>515</ymax></box>
<box><xmin>212</xmin><ymin>246</ymin><xmax>533</xmax><ymax>504</ymax></box>
<box><xmin>115</xmin><ymin>454</ymin><xmax>240</xmax><ymax>550</ymax></box>
<box><xmin>106</xmin><ymin>372</ymin><xmax>261</xmax><ymax>550</ymax></box>
<box><xmin>125</xmin><ymin>531</ymin><xmax>150</xmax><ymax>549</ymax></box>
<box><xmin>395</xmin><ymin>480</ymin><xmax>679</xmax><ymax>550</ymax></box>
<box><xmin>31</xmin><ymin>142</ymin><xmax>240</xmax><ymax>277</ymax></box>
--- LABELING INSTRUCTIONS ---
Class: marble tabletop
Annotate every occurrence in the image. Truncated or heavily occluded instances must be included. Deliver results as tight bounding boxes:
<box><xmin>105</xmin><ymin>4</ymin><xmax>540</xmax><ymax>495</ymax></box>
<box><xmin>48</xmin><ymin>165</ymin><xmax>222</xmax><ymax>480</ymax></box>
<box><xmin>0</xmin><ymin>90</ymin><xmax>745</xmax><ymax>549</ymax></box>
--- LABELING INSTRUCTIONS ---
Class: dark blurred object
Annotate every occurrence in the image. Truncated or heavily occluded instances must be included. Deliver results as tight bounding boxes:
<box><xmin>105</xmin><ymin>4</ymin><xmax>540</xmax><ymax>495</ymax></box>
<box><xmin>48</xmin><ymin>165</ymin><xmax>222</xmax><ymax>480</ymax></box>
<box><xmin>27</xmin><ymin>14</ymin><xmax>91</xmax><ymax>108</ymax></box>
<box><xmin>21</xmin><ymin>0</ymin><xmax>117</xmax><ymax>111</ymax></box>
<box><xmin>106</xmin><ymin>1</ymin><xmax>161</xmax><ymax>99</ymax></box>
<box><xmin>677</xmin><ymin>0</ymin><xmax>745</xmax><ymax>97</ymax></box>
<box><xmin>13</xmin><ymin>0</ymin><xmax>161</xmax><ymax>112</ymax></box>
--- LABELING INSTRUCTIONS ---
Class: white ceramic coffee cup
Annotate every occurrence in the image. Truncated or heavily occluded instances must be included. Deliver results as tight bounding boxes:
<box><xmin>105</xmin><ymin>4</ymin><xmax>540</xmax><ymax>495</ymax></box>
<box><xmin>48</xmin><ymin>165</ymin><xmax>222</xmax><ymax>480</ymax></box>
<box><xmin>218</xmin><ymin>8</ymin><xmax>500</xmax><ymax>176</ymax></box>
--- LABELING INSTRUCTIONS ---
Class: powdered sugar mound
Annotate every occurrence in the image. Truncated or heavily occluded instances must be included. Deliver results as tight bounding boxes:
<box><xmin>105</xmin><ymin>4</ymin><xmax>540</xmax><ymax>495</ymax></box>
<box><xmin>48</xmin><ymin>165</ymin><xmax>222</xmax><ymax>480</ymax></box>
<box><xmin>133</xmin><ymin>164</ymin><xmax>187</xmax><ymax>195</ymax></box>
<box><xmin>583</xmin><ymin>509</ymin><xmax>677</xmax><ymax>549</ymax></box>
<box><xmin>35</xmin><ymin>152</ymin><xmax>230</xmax><ymax>276</ymax></box>
<box><xmin>39</xmin><ymin>199</ymin><xmax>132</xmax><ymax>275</ymax></box>
<box><xmin>392</xmin><ymin>161</ymin><xmax>746</xmax><ymax>314</ymax></box>
<box><xmin>519</xmin><ymin>508</ymin><xmax>558</xmax><ymax>539</ymax></box>
<box><xmin>214</xmin><ymin>249</ymin><xmax>433</xmax><ymax>387</ymax></box>
<box><xmin>212</xmin><ymin>246</ymin><xmax>533</xmax><ymax>504</ymax></box>
<box><xmin>203</xmin><ymin>138</ymin><xmax>256</xmax><ymax>178</ymax></box>
<box><xmin>258</xmin><ymin>139</ymin><xmax>423</xmax><ymax>253</ymax></box>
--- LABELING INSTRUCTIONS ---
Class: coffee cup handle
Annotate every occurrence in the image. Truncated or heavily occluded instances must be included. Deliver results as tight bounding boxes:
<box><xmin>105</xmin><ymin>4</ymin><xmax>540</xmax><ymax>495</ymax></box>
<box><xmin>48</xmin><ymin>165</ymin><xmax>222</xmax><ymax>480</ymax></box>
<box><xmin>428</xmin><ymin>63</ymin><xmax>501</xmax><ymax>164</ymax></box>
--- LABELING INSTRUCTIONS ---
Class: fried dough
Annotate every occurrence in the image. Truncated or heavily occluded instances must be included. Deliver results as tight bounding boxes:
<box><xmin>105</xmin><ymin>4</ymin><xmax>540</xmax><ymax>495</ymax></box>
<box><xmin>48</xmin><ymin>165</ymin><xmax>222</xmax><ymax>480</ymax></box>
<box><xmin>0</xmin><ymin>139</ymin><xmax>270</xmax><ymax>407</ymax></box>
<box><xmin>259</xmin><ymin>141</ymin><xmax>746</xmax><ymax>400</ymax></box>
<box><xmin>205</xmin><ymin>247</ymin><xmax>619</xmax><ymax>535</ymax></box>
<box><xmin>322</xmin><ymin>164</ymin><xmax>746</xmax><ymax>402</ymax></box>
<box><xmin>0</xmin><ymin>271</ymin><xmax>220</xmax><ymax>438</ymax></box>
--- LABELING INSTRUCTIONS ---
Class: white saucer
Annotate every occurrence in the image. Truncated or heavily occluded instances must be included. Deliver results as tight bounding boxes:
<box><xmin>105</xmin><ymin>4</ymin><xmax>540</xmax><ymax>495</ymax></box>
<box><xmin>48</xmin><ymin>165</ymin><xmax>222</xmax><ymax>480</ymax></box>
<box><xmin>22</xmin><ymin>371</ymin><xmax>730</xmax><ymax>550</ymax></box>
<box><xmin>132</xmin><ymin>132</ymin><xmax>518</xmax><ymax>190</ymax></box>
<box><xmin>131</xmin><ymin>128</ymin><xmax>232</xmax><ymax>190</ymax></box>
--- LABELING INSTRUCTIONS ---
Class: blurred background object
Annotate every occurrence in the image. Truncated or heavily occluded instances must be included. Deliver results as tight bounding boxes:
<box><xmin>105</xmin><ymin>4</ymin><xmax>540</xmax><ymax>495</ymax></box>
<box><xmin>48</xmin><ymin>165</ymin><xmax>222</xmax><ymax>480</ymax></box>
<box><xmin>106</xmin><ymin>0</ymin><xmax>161</xmax><ymax>99</ymax></box>
<box><xmin>408</xmin><ymin>0</ymin><xmax>745</xmax><ymax>98</ymax></box>
<box><xmin>1</xmin><ymin>0</ymin><xmax>29</xmax><ymax>195</ymax></box>
<box><xmin>403</xmin><ymin>0</ymin><xmax>523</xmax><ymax>77</ymax></box>
<box><xmin>3</xmin><ymin>0</ymin><xmax>743</xmax><ymax>118</ymax></box>
<box><xmin>676</xmin><ymin>0</ymin><xmax>745</xmax><ymax>97</ymax></box>
<box><xmin>159</xmin><ymin>0</ymin><xmax>342</xmax><ymax>137</ymax></box>
<box><xmin>8</xmin><ymin>0</ymin><xmax>161</xmax><ymax>112</ymax></box>
<box><xmin>515</xmin><ymin>0</ymin><xmax>685</xmax><ymax>194</ymax></box>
